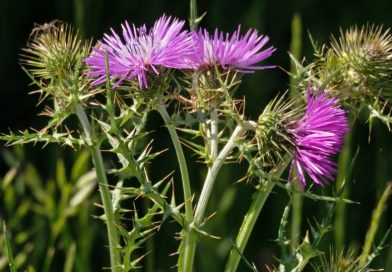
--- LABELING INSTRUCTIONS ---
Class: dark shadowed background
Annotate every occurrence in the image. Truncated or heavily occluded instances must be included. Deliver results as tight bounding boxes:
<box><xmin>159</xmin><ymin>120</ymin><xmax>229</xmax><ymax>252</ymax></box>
<box><xmin>1</xmin><ymin>0</ymin><xmax>392</xmax><ymax>271</ymax></box>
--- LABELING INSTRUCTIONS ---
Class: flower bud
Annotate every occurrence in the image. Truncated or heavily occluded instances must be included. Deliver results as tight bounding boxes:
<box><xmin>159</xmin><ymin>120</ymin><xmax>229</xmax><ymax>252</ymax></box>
<box><xmin>21</xmin><ymin>21</ymin><xmax>92</xmax><ymax>112</ymax></box>
<box><xmin>315</xmin><ymin>25</ymin><xmax>392</xmax><ymax>111</ymax></box>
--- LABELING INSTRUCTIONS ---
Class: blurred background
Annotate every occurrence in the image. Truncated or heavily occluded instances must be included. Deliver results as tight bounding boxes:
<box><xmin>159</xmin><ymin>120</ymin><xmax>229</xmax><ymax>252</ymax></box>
<box><xmin>1</xmin><ymin>0</ymin><xmax>392</xmax><ymax>271</ymax></box>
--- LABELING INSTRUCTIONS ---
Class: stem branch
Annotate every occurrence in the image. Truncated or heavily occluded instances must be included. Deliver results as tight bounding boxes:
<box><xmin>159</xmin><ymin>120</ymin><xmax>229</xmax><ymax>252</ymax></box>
<box><xmin>189</xmin><ymin>0</ymin><xmax>198</xmax><ymax>30</ymax></box>
<box><xmin>224</xmin><ymin>161</ymin><xmax>289</xmax><ymax>272</ymax></box>
<box><xmin>194</xmin><ymin>123</ymin><xmax>248</xmax><ymax>225</ymax></box>
<box><xmin>157</xmin><ymin>104</ymin><xmax>194</xmax><ymax>272</ymax></box>
<box><xmin>75</xmin><ymin>103</ymin><xmax>121</xmax><ymax>271</ymax></box>
<box><xmin>210</xmin><ymin>110</ymin><xmax>219</xmax><ymax>160</ymax></box>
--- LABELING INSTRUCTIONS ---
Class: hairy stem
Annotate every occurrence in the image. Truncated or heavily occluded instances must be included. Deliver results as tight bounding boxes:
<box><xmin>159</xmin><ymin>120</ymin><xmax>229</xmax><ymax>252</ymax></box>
<box><xmin>189</xmin><ymin>0</ymin><xmax>198</xmax><ymax>30</ymax></box>
<box><xmin>224</xmin><ymin>161</ymin><xmax>289</xmax><ymax>272</ymax></box>
<box><xmin>75</xmin><ymin>103</ymin><xmax>121</xmax><ymax>271</ymax></box>
<box><xmin>194</xmin><ymin>125</ymin><xmax>242</xmax><ymax>224</ymax></box>
<box><xmin>210</xmin><ymin>110</ymin><xmax>219</xmax><ymax>160</ymax></box>
<box><xmin>156</xmin><ymin>104</ymin><xmax>194</xmax><ymax>272</ymax></box>
<box><xmin>194</xmin><ymin>121</ymin><xmax>255</xmax><ymax>225</ymax></box>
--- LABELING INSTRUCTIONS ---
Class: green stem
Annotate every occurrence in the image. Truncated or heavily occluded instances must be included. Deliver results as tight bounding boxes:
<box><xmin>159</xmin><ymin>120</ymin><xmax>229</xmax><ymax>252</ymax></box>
<box><xmin>156</xmin><ymin>104</ymin><xmax>194</xmax><ymax>272</ymax></box>
<box><xmin>72</xmin><ymin>0</ymin><xmax>85</xmax><ymax>37</ymax></box>
<box><xmin>290</xmin><ymin>178</ymin><xmax>303</xmax><ymax>248</ymax></box>
<box><xmin>225</xmin><ymin>183</ymin><xmax>274</xmax><ymax>272</ymax></box>
<box><xmin>75</xmin><ymin>103</ymin><xmax>121</xmax><ymax>271</ymax></box>
<box><xmin>144</xmin><ymin>198</ymin><xmax>155</xmax><ymax>272</ymax></box>
<box><xmin>334</xmin><ymin>127</ymin><xmax>353</xmax><ymax>251</ymax></box>
<box><xmin>210</xmin><ymin>110</ymin><xmax>219</xmax><ymax>160</ymax></box>
<box><xmin>288</xmin><ymin>14</ymin><xmax>303</xmax><ymax>249</ymax></box>
<box><xmin>194</xmin><ymin>120</ymin><xmax>257</xmax><ymax>225</ymax></box>
<box><xmin>193</xmin><ymin>121</ymin><xmax>255</xmax><ymax>221</ymax></box>
<box><xmin>43</xmin><ymin>234</ymin><xmax>56</xmax><ymax>272</ymax></box>
<box><xmin>3</xmin><ymin>221</ymin><xmax>16</xmax><ymax>272</ymax></box>
<box><xmin>186</xmin><ymin>121</ymin><xmax>255</xmax><ymax>270</ymax></box>
<box><xmin>288</xmin><ymin>13</ymin><xmax>302</xmax><ymax>100</ymax></box>
<box><xmin>224</xmin><ymin>162</ymin><xmax>288</xmax><ymax>272</ymax></box>
<box><xmin>157</xmin><ymin>105</ymin><xmax>192</xmax><ymax>223</ymax></box>
<box><xmin>359</xmin><ymin>182</ymin><xmax>392</xmax><ymax>266</ymax></box>
<box><xmin>189</xmin><ymin>0</ymin><xmax>198</xmax><ymax>30</ymax></box>
<box><xmin>194</xmin><ymin>124</ymin><xmax>244</xmax><ymax>225</ymax></box>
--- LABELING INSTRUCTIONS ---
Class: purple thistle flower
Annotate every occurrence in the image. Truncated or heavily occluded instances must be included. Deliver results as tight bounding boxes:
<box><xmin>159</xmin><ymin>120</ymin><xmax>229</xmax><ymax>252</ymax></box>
<box><xmin>85</xmin><ymin>15</ymin><xmax>194</xmax><ymax>89</ymax></box>
<box><xmin>191</xmin><ymin>27</ymin><xmax>276</xmax><ymax>72</ymax></box>
<box><xmin>289</xmin><ymin>87</ymin><xmax>349</xmax><ymax>186</ymax></box>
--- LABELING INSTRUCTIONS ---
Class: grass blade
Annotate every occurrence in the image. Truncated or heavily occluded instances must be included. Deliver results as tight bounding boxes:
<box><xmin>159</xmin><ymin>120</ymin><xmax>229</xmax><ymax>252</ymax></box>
<box><xmin>3</xmin><ymin>221</ymin><xmax>17</xmax><ymax>272</ymax></box>
<box><xmin>359</xmin><ymin>182</ymin><xmax>392</xmax><ymax>266</ymax></box>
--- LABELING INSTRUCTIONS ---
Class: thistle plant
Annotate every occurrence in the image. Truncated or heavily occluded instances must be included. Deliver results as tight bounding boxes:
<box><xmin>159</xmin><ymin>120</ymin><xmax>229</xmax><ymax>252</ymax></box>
<box><xmin>288</xmin><ymin>88</ymin><xmax>349</xmax><ymax>186</ymax></box>
<box><xmin>296</xmin><ymin>24</ymin><xmax>392</xmax><ymax>130</ymax></box>
<box><xmin>2</xmin><ymin>1</ymin><xmax>392</xmax><ymax>271</ymax></box>
<box><xmin>85</xmin><ymin>15</ymin><xmax>195</xmax><ymax>89</ymax></box>
<box><xmin>289</xmin><ymin>22</ymin><xmax>392</xmax><ymax>268</ymax></box>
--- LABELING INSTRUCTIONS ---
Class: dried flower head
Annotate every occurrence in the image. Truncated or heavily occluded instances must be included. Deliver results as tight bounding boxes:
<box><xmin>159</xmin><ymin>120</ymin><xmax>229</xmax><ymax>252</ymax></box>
<box><xmin>18</xmin><ymin>21</ymin><xmax>97</xmax><ymax>133</ymax></box>
<box><xmin>21</xmin><ymin>21</ymin><xmax>91</xmax><ymax>82</ymax></box>
<box><xmin>20</xmin><ymin>21</ymin><xmax>93</xmax><ymax>116</ymax></box>
<box><xmin>289</xmin><ymin>87</ymin><xmax>349</xmax><ymax>186</ymax></box>
<box><xmin>85</xmin><ymin>15</ymin><xmax>194</xmax><ymax>89</ymax></box>
<box><xmin>191</xmin><ymin>27</ymin><xmax>276</xmax><ymax>72</ymax></box>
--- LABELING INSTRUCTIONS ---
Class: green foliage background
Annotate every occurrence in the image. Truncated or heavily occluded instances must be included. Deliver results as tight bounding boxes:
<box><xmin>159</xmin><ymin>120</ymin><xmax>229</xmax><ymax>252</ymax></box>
<box><xmin>1</xmin><ymin>0</ymin><xmax>392</xmax><ymax>271</ymax></box>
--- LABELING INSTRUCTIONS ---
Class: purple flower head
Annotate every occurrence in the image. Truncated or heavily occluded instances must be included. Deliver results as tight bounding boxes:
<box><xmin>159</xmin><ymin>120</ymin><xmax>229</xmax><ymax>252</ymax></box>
<box><xmin>85</xmin><ymin>15</ymin><xmax>194</xmax><ymax>89</ymax></box>
<box><xmin>191</xmin><ymin>26</ymin><xmax>276</xmax><ymax>72</ymax></box>
<box><xmin>289</xmin><ymin>87</ymin><xmax>349</xmax><ymax>186</ymax></box>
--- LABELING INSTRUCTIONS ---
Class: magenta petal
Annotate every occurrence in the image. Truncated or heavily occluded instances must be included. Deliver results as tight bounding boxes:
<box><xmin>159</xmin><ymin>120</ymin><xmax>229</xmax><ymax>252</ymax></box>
<box><xmin>85</xmin><ymin>14</ymin><xmax>195</xmax><ymax>89</ymax></box>
<box><xmin>290</xmin><ymin>87</ymin><xmax>349</xmax><ymax>186</ymax></box>
<box><xmin>190</xmin><ymin>27</ymin><xmax>276</xmax><ymax>72</ymax></box>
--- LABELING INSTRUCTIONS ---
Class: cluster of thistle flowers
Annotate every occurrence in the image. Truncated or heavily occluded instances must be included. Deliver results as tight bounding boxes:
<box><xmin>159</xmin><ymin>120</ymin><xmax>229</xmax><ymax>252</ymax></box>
<box><xmin>85</xmin><ymin>14</ymin><xmax>349</xmax><ymax>186</ymax></box>
<box><xmin>86</xmin><ymin>15</ymin><xmax>275</xmax><ymax>89</ymax></box>
<box><xmin>16</xmin><ymin>14</ymin><xmax>392</xmax><ymax>271</ymax></box>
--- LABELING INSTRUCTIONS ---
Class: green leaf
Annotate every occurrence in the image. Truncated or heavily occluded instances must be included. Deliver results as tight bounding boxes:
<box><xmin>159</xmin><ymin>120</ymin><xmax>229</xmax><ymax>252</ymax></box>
<box><xmin>67</xmin><ymin>170</ymin><xmax>96</xmax><ymax>215</ymax></box>
<box><xmin>3</xmin><ymin>221</ymin><xmax>17</xmax><ymax>272</ymax></box>
<box><xmin>56</xmin><ymin>159</ymin><xmax>67</xmax><ymax>187</ymax></box>
<box><xmin>359</xmin><ymin>182</ymin><xmax>392</xmax><ymax>266</ymax></box>
<box><xmin>71</xmin><ymin>150</ymin><xmax>90</xmax><ymax>180</ymax></box>
<box><xmin>2</xmin><ymin>164</ymin><xmax>18</xmax><ymax>189</ymax></box>
<box><xmin>64</xmin><ymin>242</ymin><xmax>76</xmax><ymax>272</ymax></box>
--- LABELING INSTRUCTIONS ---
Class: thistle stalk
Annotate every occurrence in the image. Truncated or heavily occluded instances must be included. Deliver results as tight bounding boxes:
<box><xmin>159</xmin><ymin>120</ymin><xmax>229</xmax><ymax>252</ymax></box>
<box><xmin>171</xmin><ymin>1</ymin><xmax>200</xmax><ymax>270</ymax></box>
<box><xmin>210</xmin><ymin>110</ymin><xmax>219</xmax><ymax>160</ymax></box>
<box><xmin>3</xmin><ymin>221</ymin><xmax>16</xmax><ymax>272</ymax></box>
<box><xmin>359</xmin><ymin>182</ymin><xmax>392</xmax><ymax>266</ymax></box>
<box><xmin>334</xmin><ymin>131</ymin><xmax>352</xmax><ymax>251</ymax></box>
<box><xmin>194</xmin><ymin>125</ymin><xmax>243</xmax><ymax>225</ymax></box>
<box><xmin>224</xmin><ymin>160</ymin><xmax>289</xmax><ymax>272</ymax></box>
<box><xmin>288</xmin><ymin>13</ymin><xmax>303</xmax><ymax>249</ymax></box>
<box><xmin>156</xmin><ymin>104</ymin><xmax>194</xmax><ymax>272</ymax></box>
<box><xmin>74</xmin><ymin>103</ymin><xmax>121</xmax><ymax>271</ymax></box>
<box><xmin>174</xmin><ymin>121</ymin><xmax>254</xmax><ymax>271</ymax></box>
<box><xmin>290</xmin><ymin>179</ymin><xmax>303</xmax><ymax>248</ymax></box>
<box><xmin>189</xmin><ymin>0</ymin><xmax>198</xmax><ymax>31</ymax></box>
<box><xmin>194</xmin><ymin>121</ymin><xmax>256</xmax><ymax>225</ymax></box>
